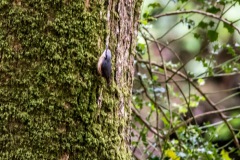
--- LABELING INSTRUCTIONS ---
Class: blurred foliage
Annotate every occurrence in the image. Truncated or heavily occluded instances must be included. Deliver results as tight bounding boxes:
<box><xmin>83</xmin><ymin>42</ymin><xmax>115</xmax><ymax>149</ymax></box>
<box><xmin>132</xmin><ymin>0</ymin><xmax>240</xmax><ymax>159</ymax></box>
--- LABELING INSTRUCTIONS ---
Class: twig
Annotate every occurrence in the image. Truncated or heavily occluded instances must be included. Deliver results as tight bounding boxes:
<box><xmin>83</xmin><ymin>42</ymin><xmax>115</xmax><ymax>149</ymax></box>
<box><xmin>136</xmin><ymin>59</ymin><xmax>240</xmax><ymax>148</ymax></box>
<box><xmin>142</xmin><ymin>26</ymin><xmax>173</xmax><ymax>126</ymax></box>
<box><xmin>154</xmin><ymin>10</ymin><xmax>240</xmax><ymax>34</ymax></box>
<box><xmin>200</xmin><ymin>113</ymin><xmax>240</xmax><ymax>129</ymax></box>
<box><xmin>131</xmin><ymin>106</ymin><xmax>164</xmax><ymax>139</ymax></box>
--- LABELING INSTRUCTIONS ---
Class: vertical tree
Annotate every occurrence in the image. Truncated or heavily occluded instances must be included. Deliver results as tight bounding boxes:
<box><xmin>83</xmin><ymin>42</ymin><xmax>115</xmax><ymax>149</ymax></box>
<box><xmin>0</xmin><ymin>0</ymin><xmax>141</xmax><ymax>159</ymax></box>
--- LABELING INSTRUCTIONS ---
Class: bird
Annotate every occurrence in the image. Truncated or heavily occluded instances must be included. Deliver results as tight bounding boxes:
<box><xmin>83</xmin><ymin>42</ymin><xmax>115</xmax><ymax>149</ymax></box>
<box><xmin>97</xmin><ymin>45</ymin><xmax>112</xmax><ymax>85</ymax></box>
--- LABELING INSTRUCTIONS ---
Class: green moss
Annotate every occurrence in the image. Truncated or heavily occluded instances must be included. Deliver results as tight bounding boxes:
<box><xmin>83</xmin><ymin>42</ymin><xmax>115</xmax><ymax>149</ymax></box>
<box><xmin>0</xmin><ymin>0</ymin><xmax>131</xmax><ymax>159</ymax></box>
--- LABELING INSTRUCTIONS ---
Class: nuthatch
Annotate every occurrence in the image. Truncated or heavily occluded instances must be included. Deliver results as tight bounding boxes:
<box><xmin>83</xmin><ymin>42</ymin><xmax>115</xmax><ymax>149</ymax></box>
<box><xmin>97</xmin><ymin>46</ymin><xmax>112</xmax><ymax>85</ymax></box>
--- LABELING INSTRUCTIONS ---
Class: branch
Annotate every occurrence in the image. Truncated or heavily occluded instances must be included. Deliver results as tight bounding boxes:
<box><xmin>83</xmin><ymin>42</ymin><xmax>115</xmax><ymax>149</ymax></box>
<box><xmin>131</xmin><ymin>106</ymin><xmax>164</xmax><ymax>139</ymax></box>
<box><xmin>168</xmin><ymin>105</ymin><xmax>240</xmax><ymax>132</ymax></box>
<box><xmin>154</xmin><ymin>10</ymin><xmax>240</xmax><ymax>35</ymax></box>
<box><xmin>137</xmin><ymin>59</ymin><xmax>240</xmax><ymax>148</ymax></box>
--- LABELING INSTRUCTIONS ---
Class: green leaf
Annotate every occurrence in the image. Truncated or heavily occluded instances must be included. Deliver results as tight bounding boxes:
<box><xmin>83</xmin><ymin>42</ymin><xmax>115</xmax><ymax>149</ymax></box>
<box><xmin>165</xmin><ymin>149</ymin><xmax>180</xmax><ymax>160</ymax></box>
<box><xmin>213</xmin><ymin>43</ymin><xmax>220</xmax><ymax>52</ymax></box>
<box><xmin>136</xmin><ymin>43</ymin><xmax>146</xmax><ymax>55</ymax></box>
<box><xmin>143</xmin><ymin>11</ymin><xmax>150</xmax><ymax>19</ymax></box>
<box><xmin>207</xmin><ymin>30</ymin><xmax>218</xmax><ymax>42</ymax></box>
<box><xmin>221</xmin><ymin>149</ymin><xmax>232</xmax><ymax>160</ymax></box>
<box><xmin>197</xmin><ymin>78</ymin><xmax>205</xmax><ymax>86</ymax></box>
<box><xmin>224</xmin><ymin>44</ymin><xmax>236</xmax><ymax>56</ymax></box>
<box><xmin>206</xmin><ymin>6</ymin><xmax>221</xmax><ymax>13</ymax></box>
<box><xmin>198</xmin><ymin>21</ymin><xmax>208</xmax><ymax>29</ymax></box>
<box><xmin>148</xmin><ymin>2</ymin><xmax>161</xmax><ymax>9</ymax></box>
<box><xmin>179</xmin><ymin>105</ymin><xmax>188</xmax><ymax>113</ymax></box>
<box><xmin>152</xmin><ymin>75</ymin><xmax>158</xmax><ymax>81</ymax></box>
<box><xmin>209</xmin><ymin>21</ymin><xmax>215</xmax><ymax>27</ymax></box>
<box><xmin>194</xmin><ymin>33</ymin><xmax>200</xmax><ymax>39</ymax></box>
<box><xmin>195</xmin><ymin>56</ymin><xmax>202</xmax><ymax>61</ymax></box>
<box><xmin>189</xmin><ymin>101</ymin><xmax>199</xmax><ymax>108</ymax></box>
<box><xmin>139</xmin><ymin>19</ymin><xmax>148</xmax><ymax>25</ymax></box>
<box><xmin>224</xmin><ymin>23</ymin><xmax>234</xmax><ymax>33</ymax></box>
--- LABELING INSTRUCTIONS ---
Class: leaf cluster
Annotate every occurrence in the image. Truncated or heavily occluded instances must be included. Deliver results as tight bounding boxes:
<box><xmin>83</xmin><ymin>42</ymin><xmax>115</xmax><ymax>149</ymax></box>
<box><xmin>132</xmin><ymin>0</ymin><xmax>240</xmax><ymax>159</ymax></box>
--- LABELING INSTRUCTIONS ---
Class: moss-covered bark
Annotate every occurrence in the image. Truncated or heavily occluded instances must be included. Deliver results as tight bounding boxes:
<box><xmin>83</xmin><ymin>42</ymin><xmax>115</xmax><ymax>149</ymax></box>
<box><xmin>0</xmin><ymin>0</ymin><xmax>141</xmax><ymax>159</ymax></box>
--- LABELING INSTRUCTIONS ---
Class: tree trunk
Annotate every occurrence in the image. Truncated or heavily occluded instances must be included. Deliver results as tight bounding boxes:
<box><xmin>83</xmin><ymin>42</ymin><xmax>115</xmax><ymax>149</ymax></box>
<box><xmin>0</xmin><ymin>0</ymin><xmax>141</xmax><ymax>159</ymax></box>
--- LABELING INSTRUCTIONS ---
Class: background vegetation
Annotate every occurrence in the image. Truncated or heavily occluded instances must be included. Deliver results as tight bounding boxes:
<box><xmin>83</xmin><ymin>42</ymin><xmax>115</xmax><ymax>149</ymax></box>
<box><xmin>132</xmin><ymin>0</ymin><xmax>240</xmax><ymax>159</ymax></box>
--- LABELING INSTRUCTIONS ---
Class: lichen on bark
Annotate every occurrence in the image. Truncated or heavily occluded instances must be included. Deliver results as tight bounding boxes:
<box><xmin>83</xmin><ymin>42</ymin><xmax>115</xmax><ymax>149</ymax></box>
<box><xmin>0</xmin><ymin>0</ymin><xmax>141</xmax><ymax>159</ymax></box>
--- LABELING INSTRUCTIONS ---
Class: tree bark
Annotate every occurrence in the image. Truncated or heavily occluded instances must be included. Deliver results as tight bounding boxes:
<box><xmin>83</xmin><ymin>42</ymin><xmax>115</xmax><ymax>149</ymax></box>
<box><xmin>0</xmin><ymin>0</ymin><xmax>141</xmax><ymax>159</ymax></box>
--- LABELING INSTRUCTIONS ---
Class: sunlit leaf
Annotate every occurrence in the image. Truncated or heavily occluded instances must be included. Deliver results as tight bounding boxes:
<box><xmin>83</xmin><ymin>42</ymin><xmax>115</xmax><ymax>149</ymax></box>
<box><xmin>197</xmin><ymin>78</ymin><xmax>205</xmax><ymax>86</ymax></box>
<box><xmin>152</xmin><ymin>75</ymin><xmax>158</xmax><ymax>81</ymax></box>
<box><xmin>148</xmin><ymin>2</ymin><xmax>161</xmax><ymax>8</ymax></box>
<box><xmin>221</xmin><ymin>149</ymin><xmax>232</xmax><ymax>160</ymax></box>
<box><xmin>165</xmin><ymin>149</ymin><xmax>180</xmax><ymax>160</ymax></box>
<box><xmin>140</xmin><ymin>19</ymin><xmax>148</xmax><ymax>25</ymax></box>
